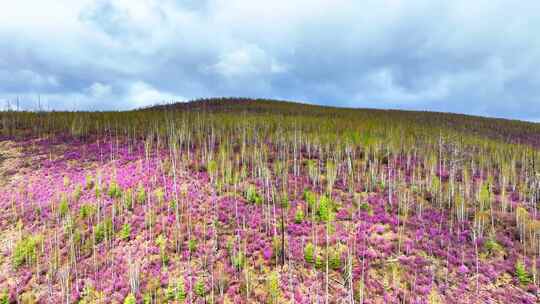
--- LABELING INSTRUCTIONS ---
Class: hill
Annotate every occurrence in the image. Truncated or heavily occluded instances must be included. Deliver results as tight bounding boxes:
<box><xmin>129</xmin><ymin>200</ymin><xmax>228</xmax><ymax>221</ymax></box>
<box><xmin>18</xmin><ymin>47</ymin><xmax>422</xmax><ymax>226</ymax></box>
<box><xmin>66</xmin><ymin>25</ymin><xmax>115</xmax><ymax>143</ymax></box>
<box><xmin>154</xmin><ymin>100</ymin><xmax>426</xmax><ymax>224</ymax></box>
<box><xmin>0</xmin><ymin>98</ymin><xmax>539</xmax><ymax>303</ymax></box>
<box><xmin>145</xmin><ymin>97</ymin><xmax>540</xmax><ymax>148</ymax></box>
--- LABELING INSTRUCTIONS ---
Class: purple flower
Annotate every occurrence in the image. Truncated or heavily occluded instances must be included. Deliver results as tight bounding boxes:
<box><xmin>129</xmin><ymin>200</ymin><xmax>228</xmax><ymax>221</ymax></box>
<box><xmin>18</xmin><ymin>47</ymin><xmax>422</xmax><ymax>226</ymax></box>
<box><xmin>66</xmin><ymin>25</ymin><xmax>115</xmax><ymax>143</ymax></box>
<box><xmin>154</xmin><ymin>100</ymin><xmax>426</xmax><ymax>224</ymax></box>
<box><xmin>263</xmin><ymin>246</ymin><xmax>273</xmax><ymax>260</ymax></box>
<box><xmin>457</xmin><ymin>264</ymin><xmax>469</xmax><ymax>275</ymax></box>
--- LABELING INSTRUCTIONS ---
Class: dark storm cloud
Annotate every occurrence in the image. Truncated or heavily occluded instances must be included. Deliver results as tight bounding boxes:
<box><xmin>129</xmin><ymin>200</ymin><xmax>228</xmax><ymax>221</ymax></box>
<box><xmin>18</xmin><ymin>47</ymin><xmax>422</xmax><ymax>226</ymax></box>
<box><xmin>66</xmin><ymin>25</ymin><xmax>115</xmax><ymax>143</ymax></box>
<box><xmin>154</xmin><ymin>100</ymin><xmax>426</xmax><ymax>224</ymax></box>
<box><xmin>1</xmin><ymin>0</ymin><xmax>539</xmax><ymax>121</ymax></box>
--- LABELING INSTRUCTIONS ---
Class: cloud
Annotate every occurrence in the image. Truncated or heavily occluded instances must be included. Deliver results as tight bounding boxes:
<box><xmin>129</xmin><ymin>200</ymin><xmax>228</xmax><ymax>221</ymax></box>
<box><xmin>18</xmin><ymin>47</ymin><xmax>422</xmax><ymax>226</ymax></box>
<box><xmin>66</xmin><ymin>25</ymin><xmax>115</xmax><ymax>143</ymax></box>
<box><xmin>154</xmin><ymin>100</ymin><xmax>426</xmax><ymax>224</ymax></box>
<box><xmin>126</xmin><ymin>81</ymin><xmax>185</xmax><ymax>108</ymax></box>
<box><xmin>207</xmin><ymin>44</ymin><xmax>287</xmax><ymax>78</ymax></box>
<box><xmin>0</xmin><ymin>0</ymin><xmax>539</xmax><ymax>121</ymax></box>
<box><xmin>87</xmin><ymin>82</ymin><xmax>112</xmax><ymax>98</ymax></box>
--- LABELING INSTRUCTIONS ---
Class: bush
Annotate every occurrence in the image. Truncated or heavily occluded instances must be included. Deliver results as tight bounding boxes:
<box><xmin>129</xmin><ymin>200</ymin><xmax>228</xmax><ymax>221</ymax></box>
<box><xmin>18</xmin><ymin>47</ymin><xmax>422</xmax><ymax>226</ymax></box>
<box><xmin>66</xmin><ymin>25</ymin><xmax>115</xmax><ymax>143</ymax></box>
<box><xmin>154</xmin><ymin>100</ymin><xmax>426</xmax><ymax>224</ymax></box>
<box><xmin>266</xmin><ymin>271</ymin><xmax>280</xmax><ymax>304</ymax></box>
<box><xmin>295</xmin><ymin>207</ymin><xmax>304</xmax><ymax>224</ymax></box>
<box><xmin>156</xmin><ymin>234</ymin><xmax>169</xmax><ymax>265</ymax></box>
<box><xmin>194</xmin><ymin>278</ymin><xmax>206</xmax><ymax>298</ymax></box>
<box><xmin>154</xmin><ymin>187</ymin><xmax>165</xmax><ymax>204</ymax></box>
<box><xmin>479</xmin><ymin>182</ymin><xmax>490</xmax><ymax>210</ymax></box>
<box><xmin>13</xmin><ymin>234</ymin><xmax>42</xmax><ymax>269</ymax></box>
<box><xmin>515</xmin><ymin>261</ymin><xmax>532</xmax><ymax>285</ymax></box>
<box><xmin>303</xmin><ymin>190</ymin><xmax>317</xmax><ymax>212</ymax></box>
<box><xmin>119</xmin><ymin>223</ymin><xmax>131</xmax><ymax>241</ymax></box>
<box><xmin>166</xmin><ymin>280</ymin><xmax>175</xmax><ymax>301</ymax></box>
<box><xmin>79</xmin><ymin>203</ymin><xmax>96</xmax><ymax>220</ymax></box>
<box><xmin>315</xmin><ymin>255</ymin><xmax>324</xmax><ymax>269</ymax></box>
<box><xmin>329</xmin><ymin>248</ymin><xmax>342</xmax><ymax>270</ymax></box>
<box><xmin>175</xmin><ymin>278</ymin><xmax>186</xmax><ymax>302</ymax></box>
<box><xmin>245</xmin><ymin>185</ymin><xmax>262</xmax><ymax>205</ymax></box>
<box><xmin>108</xmin><ymin>181</ymin><xmax>122</xmax><ymax>199</ymax></box>
<box><xmin>280</xmin><ymin>192</ymin><xmax>289</xmax><ymax>208</ymax></box>
<box><xmin>58</xmin><ymin>194</ymin><xmax>69</xmax><ymax>218</ymax></box>
<box><xmin>94</xmin><ymin>218</ymin><xmax>113</xmax><ymax>244</ymax></box>
<box><xmin>207</xmin><ymin>160</ymin><xmax>217</xmax><ymax>177</ymax></box>
<box><xmin>484</xmin><ymin>238</ymin><xmax>504</xmax><ymax>256</ymax></box>
<box><xmin>123</xmin><ymin>293</ymin><xmax>136</xmax><ymax>304</ymax></box>
<box><xmin>123</xmin><ymin>189</ymin><xmax>134</xmax><ymax>210</ymax></box>
<box><xmin>143</xmin><ymin>293</ymin><xmax>152</xmax><ymax>304</ymax></box>
<box><xmin>232</xmin><ymin>251</ymin><xmax>245</xmax><ymax>270</ymax></box>
<box><xmin>304</xmin><ymin>242</ymin><xmax>314</xmax><ymax>264</ymax></box>
<box><xmin>168</xmin><ymin>199</ymin><xmax>177</xmax><ymax>210</ymax></box>
<box><xmin>188</xmin><ymin>239</ymin><xmax>197</xmax><ymax>253</ymax></box>
<box><xmin>318</xmin><ymin>195</ymin><xmax>334</xmax><ymax>222</ymax></box>
<box><xmin>0</xmin><ymin>291</ymin><xmax>8</xmax><ymax>304</ymax></box>
<box><xmin>136</xmin><ymin>183</ymin><xmax>147</xmax><ymax>204</ymax></box>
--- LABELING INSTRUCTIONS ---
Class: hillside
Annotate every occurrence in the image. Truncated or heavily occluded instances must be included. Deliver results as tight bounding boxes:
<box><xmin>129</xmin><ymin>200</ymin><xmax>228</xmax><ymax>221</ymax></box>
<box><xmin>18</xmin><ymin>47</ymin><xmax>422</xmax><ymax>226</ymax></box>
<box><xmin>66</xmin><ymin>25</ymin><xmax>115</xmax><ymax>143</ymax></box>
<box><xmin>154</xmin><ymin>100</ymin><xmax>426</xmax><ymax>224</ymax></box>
<box><xmin>146</xmin><ymin>98</ymin><xmax>540</xmax><ymax>148</ymax></box>
<box><xmin>0</xmin><ymin>98</ymin><xmax>539</xmax><ymax>303</ymax></box>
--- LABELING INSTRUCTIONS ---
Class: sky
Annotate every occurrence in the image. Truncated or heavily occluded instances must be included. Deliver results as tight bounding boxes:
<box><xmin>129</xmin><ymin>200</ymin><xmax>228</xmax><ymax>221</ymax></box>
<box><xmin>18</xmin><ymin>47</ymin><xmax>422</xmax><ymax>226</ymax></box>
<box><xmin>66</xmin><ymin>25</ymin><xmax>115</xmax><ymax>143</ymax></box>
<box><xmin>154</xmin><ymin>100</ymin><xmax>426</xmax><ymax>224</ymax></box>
<box><xmin>1</xmin><ymin>0</ymin><xmax>539</xmax><ymax>121</ymax></box>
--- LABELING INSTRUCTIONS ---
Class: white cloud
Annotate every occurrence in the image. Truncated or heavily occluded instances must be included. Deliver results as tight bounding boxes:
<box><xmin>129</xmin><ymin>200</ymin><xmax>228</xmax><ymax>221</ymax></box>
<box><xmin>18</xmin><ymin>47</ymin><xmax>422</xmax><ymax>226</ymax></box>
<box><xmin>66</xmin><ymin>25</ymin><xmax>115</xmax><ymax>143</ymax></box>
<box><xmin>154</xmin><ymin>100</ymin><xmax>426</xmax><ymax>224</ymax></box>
<box><xmin>126</xmin><ymin>81</ymin><xmax>184</xmax><ymax>108</ymax></box>
<box><xmin>207</xmin><ymin>44</ymin><xmax>288</xmax><ymax>78</ymax></box>
<box><xmin>87</xmin><ymin>82</ymin><xmax>112</xmax><ymax>98</ymax></box>
<box><xmin>1</xmin><ymin>0</ymin><xmax>539</xmax><ymax>120</ymax></box>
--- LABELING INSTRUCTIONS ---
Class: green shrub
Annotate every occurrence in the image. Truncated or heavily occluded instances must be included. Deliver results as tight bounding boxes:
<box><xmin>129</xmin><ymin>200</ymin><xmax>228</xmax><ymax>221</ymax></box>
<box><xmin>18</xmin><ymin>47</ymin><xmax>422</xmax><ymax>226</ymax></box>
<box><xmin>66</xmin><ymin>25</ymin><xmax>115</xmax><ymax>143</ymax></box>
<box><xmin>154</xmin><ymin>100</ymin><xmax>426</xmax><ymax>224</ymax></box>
<box><xmin>318</xmin><ymin>195</ymin><xmax>334</xmax><ymax>222</ymax></box>
<box><xmin>94</xmin><ymin>218</ymin><xmax>113</xmax><ymax>244</ymax></box>
<box><xmin>79</xmin><ymin>203</ymin><xmax>96</xmax><ymax>220</ymax></box>
<box><xmin>315</xmin><ymin>255</ymin><xmax>324</xmax><ymax>269</ymax></box>
<box><xmin>232</xmin><ymin>251</ymin><xmax>245</xmax><ymax>270</ymax></box>
<box><xmin>329</xmin><ymin>248</ymin><xmax>342</xmax><ymax>270</ymax></box>
<box><xmin>154</xmin><ymin>187</ymin><xmax>165</xmax><ymax>204</ymax></box>
<box><xmin>280</xmin><ymin>192</ymin><xmax>289</xmax><ymax>208</ymax></box>
<box><xmin>303</xmin><ymin>190</ymin><xmax>317</xmax><ymax>212</ymax></box>
<box><xmin>168</xmin><ymin>199</ymin><xmax>177</xmax><ymax>210</ymax></box>
<box><xmin>166</xmin><ymin>281</ymin><xmax>175</xmax><ymax>301</ymax></box>
<box><xmin>108</xmin><ymin>181</ymin><xmax>122</xmax><ymax>199</ymax></box>
<box><xmin>294</xmin><ymin>207</ymin><xmax>304</xmax><ymax>223</ymax></box>
<box><xmin>143</xmin><ymin>293</ymin><xmax>151</xmax><ymax>304</ymax></box>
<box><xmin>431</xmin><ymin>178</ymin><xmax>439</xmax><ymax>195</ymax></box>
<box><xmin>479</xmin><ymin>183</ymin><xmax>490</xmax><ymax>210</ymax></box>
<box><xmin>156</xmin><ymin>234</ymin><xmax>169</xmax><ymax>265</ymax></box>
<box><xmin>484</xmin><ymin>238</ymin><xmax>504</xmax><ymax>255</ymax></box>
<box><xmin>266</xmin><ymin>271</ymin><xmax>280</xmax><ymax>304</ymax></box>
<box><xmin>58</xmin><ymin>194</ymin><xmax>69</xmax><ymax>217</ymax></box>
<box><xmin>194</xmin><ymin>278</ymin><xmax>206</xmax><ymax>298</ymax></box>
<box><xmin>515</xmin><ymin>261</ymin><xmax>532</xmax><ymax>285</ymax></box>
<box><xmin>304</xmin><ymin>242</ymin><xmax>314</xmax><ymax>264</ymax></box>
<box><xmin>136</xmin><ymin>183</ymin><xmax>147</xmax><ymax>204</ymax></box>
<box><xmin>119</xmin><ymin>223</ymin><xmax>131</xmax><ymax>240</ymax></box>
<box><xmin>245</xmin><ymin>185</ymin><xmax>262</xmax><ymax>205</ymax></box>
<box><xmin>123</xmin><ymin>188</ymin><xmax>133</xmax><ymax>210</ymax></box>
<box><xmin>207</xmin><ymin>160</ymin><xmax>217</xmax><ymax>177</ymax></box>
<box><xmin>175</xmin><ymin>278</ymin><xmax>186</xmax><ymax>301</ymax></box>
<box><xmin>0</xmin><ymin>290</ymin><xmax>8</xmax><ymax>304</ymax></box>
<box><xmin>12</xmin><ymin>234</ymin><xmax>42</xmax><ymax>269</ymax></box>
<box><xmin>166</xmin><ymin>278</ymin><xmax>186</xmax><ymax>302</ymax></box>
<box><xmin>123</xmin><ymin>293</ymin><xmax>136</xmax><ymax>304</ymax></box>
<box><xmin>188</xmin><ymin>239</ymin><xmax>197</xmax><ymax>253</ymax></box>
